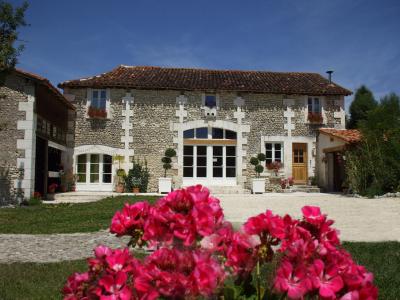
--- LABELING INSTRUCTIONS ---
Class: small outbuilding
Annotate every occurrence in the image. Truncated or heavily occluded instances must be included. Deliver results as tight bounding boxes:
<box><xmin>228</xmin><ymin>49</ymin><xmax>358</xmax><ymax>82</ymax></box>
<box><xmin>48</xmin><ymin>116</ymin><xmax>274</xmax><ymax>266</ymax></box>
<box><xmin>316</xmin><ymin>128</ymin><xmax>361</xmax><ymax>192</ymax></box>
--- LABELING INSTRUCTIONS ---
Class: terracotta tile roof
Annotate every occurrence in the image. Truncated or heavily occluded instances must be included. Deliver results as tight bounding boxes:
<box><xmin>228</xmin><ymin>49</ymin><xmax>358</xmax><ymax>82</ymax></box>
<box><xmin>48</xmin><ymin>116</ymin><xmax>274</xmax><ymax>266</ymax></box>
<box><xmin>58</xmin><ymin>65</ymin><xmax>352</xmax><ymax>96</ymax></box>
<box><xmin>319</xmin><ymin>128</ymin><xmax>361</xmax><ymax>143</ymax></box>
<box><xmin>14</xmin><ymin>68</ymin><xmax>75</xmax><ymax>110</ymax></box>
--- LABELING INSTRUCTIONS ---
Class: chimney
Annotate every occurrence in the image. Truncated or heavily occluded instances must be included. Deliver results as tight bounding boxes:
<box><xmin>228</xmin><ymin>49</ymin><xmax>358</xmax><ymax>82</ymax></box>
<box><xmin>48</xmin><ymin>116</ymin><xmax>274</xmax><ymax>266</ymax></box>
<box><xmin>326</xmin><ymin>70</ymin><xmax>334</xmax><ymax>83</ymax></box>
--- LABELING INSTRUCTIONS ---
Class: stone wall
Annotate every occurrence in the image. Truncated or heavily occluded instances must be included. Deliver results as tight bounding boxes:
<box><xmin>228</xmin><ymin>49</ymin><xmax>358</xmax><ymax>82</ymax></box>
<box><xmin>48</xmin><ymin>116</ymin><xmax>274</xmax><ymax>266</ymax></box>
<box><xmin>0</xmin><ymin>74</ymin><xmax>28</xmax><ymax>204</ymax></box>
<box><xmin>65</xmin><ymin>86</ymin><xmax>344</xmax><ymax>192</ymax></box>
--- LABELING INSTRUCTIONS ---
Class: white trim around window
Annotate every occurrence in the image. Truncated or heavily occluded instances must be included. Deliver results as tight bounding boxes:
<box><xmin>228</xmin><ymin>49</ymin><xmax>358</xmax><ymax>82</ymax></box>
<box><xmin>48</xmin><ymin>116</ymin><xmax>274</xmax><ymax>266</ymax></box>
<box><xmin>86</xmin><ymin>88</ymin><xmax>112</xmax><ymax>119</ymax></box>
<box><xmin>264</xmin><ymin>142</ymin><xmax>284</xmax><ymax>165</ymax></box>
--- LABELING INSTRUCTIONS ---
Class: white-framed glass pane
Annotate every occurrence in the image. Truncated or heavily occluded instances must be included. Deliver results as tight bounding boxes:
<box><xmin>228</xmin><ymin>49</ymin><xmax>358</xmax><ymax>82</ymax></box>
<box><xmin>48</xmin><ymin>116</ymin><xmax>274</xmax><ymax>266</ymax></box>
<box><xmin>76</xmin><ymin>154</ymin><xmax>87</xmax><ymax>183</ymax></box>
<box><xmin>183</xmin><ymin>146</ymin><xmax>194</xmax><ymax>177</ymax></box>
<box><xmin>225</xmin><ymin>130</ymin><xmax>237</xmax><ymax>140</ymax></box>
<box><xmin>90</xmin><ymin>154</ymin><xmax>100</xmax><ymax>183</ymax></box>
<box><xmin>212</xmin><ymin>128</ymin><xmax>224</xmax><ymax>139</ymax></box>
<box><xmin>314</xmin><ymin>98</ymin><xmax>321</xmax><ymax>113</ymax></box>
<box><xmin>205</xmin><ymin>95</ymin><xmax>216</xmax><ymax>108</ymax></box>
<box><xmin>103</xmin><ymin>154</ymin><xmax>112</xmax><ymax>183</ymax></box>
<box><xmin>308</xmin><ymin>97</ymin><xmax>313</xmax><ymax>111</ymax></box>
<box><xmin>184</xmin><ymin>129</ymin><xmax>194</xmax><ymax>139</ymax></box>
<box><xmin>196</xmin><ymin>127</ymin><xmax>208</xmax><ymax>139</ymax></box>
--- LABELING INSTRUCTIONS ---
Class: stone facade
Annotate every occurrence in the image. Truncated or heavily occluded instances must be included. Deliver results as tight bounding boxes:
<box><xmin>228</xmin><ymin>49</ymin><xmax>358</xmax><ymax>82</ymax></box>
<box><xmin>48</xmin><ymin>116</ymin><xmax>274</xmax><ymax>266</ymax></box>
<box><xmin>64</xmin><ymin>86</ymin><xmax>345</xmax><ymax>192</ymax></box>
<box><xmin>0</xmin><ymin>74</ymin><xmax>30</xmax><ymax>204</ymax></box>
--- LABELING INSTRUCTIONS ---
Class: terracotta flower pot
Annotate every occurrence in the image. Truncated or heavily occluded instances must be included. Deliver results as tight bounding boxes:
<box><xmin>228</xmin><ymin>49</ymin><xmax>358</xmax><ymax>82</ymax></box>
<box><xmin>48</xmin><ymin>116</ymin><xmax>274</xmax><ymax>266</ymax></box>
<box><xmin>116</xmin><ymin>184</ymin><xmax>124</xmax><ymax>193</ymax></box>
<box><xmin>132</xmin><ymin>187</ymin><xmax>140</xmax><ymax>193</ymax></box>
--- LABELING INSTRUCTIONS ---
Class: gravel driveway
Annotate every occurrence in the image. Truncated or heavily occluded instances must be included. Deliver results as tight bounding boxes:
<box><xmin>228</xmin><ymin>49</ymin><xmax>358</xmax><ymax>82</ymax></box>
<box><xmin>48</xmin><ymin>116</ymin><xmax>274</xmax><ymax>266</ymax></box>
<box><xmin>0</xmin><ymin>192</ymin><xmax>399</xmax><ymax>263</ymax></box>
<box><xmin>217</xmin><ymin>192</ymin><xmax>400</xmax><ymax>242</ymax></box>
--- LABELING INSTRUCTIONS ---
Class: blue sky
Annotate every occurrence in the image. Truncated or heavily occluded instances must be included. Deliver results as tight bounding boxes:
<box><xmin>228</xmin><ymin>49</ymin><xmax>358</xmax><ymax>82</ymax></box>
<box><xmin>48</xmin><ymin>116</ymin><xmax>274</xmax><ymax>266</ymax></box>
<box><xmin>12</xmin><ymin>0</ymin><xmax>400</xmax><ymax>110</ymax></box>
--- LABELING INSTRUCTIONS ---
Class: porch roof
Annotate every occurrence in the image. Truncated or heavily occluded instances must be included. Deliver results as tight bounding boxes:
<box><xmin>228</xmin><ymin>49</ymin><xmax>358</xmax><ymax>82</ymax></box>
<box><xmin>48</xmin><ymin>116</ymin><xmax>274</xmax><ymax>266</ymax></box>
<box><xmin>319</xmin><ymin>128</ymin><xmax>361</xmax><ymax>143</ymax></box>
<box><xmin>14</xmin><ymin>68</ymin><xmax>75</xmax><ymax>110</ymax></box>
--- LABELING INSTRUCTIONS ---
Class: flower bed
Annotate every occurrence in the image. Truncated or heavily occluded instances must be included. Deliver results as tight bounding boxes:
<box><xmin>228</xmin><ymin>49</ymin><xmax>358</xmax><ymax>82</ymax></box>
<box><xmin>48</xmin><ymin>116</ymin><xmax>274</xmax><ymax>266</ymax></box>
<box><xmin>63</xmin><ymin>185</ymin><xmax>378</xmax><ymax>299</ymax></box>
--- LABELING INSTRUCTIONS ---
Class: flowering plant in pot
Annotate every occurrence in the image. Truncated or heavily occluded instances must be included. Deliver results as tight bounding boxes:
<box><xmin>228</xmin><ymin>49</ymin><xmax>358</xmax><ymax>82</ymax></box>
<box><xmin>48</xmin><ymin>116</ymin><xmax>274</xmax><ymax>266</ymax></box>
<box><xmin>267</xmin><ymin>160</ymin><xmax>283</xmax><ymax>176</ymax></box>
<box><xmin>113</xmin><ymin>155</ymin><xmax>126</xmax><ymax>193</ymax></box>
<box><xmin>47</xmin><ymin>183</ymin><xmax>58</xmax><ymax>194</ymax></box>
<box><xmin>159</xmin><ymin>148</ymin><xmax>176</xmax><ymax>193</ymax></box>
<box><xmin>88</xmin><ymin>106</ymin><xmax>107</xmax><ymax>119</ymax></box>
<box><xmin>308</xmin><ymin>111</ymin><xmax>323</xmax><ymax>124</ymax></box>
<box><xmin>250</xmin><ymin>153</ymin><xmax>266</xmax><ymax>194</ymax></box>
<box><xmin>63</xmin><ymin>185</ymin><xmax>378</xmax><ymax>300</ymax></box>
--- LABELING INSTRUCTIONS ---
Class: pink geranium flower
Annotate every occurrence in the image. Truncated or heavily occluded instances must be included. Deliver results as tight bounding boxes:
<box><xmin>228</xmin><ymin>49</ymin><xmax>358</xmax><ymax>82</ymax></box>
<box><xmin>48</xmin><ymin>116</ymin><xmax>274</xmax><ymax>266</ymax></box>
<box><xmin>97</xmin><ymin>271</ymin><xmax>132</xmax><ymax>300</ymax></box>
<box><xmin>311</xmin><ymin>259</ymin><xmax>344</xmax><ymax>299</ymax></box>
<box><xmin>110</xmin><ymin>201</ymin><xmax>150</xmax><ymax>236</ymax></box>
<box><xmin>273</xmin><ymin>260</ymin><xmax>312</xmax><ymax>299</ymax></box>
<box><xmin>302</xmin><ymin>206</ymin><xmax>327</xmax><ymax>226</ymax></box>
<box><xmin>244</xmin><ymin>209</ymin><xmax>285</xmax><ymax>239</ymax></box>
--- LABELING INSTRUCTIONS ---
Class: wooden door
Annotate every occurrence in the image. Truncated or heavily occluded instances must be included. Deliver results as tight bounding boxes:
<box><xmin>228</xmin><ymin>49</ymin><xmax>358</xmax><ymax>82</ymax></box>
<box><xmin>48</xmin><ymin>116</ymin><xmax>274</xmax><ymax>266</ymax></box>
<box><xmin>292</xmin><ymin>143</ymin><xmax>308</xmax><ymax>184</ymax></box>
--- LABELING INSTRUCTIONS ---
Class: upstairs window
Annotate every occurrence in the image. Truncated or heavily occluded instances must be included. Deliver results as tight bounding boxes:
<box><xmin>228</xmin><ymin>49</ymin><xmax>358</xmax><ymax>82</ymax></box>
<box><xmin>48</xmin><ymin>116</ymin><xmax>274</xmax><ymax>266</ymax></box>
<box><xmin>308</xmin><ymin>97</ymin><xmax>321</xmax><ymax>113</ymax></box>
<box><xmin>205</xmin><ymin>94</ymin><xmax>217</xmax><ymax>108</ymax></box>
<box><xmin>92</xmin><ymin>90</ymin><xmax>107</xmax><ymax>109</ymax></box>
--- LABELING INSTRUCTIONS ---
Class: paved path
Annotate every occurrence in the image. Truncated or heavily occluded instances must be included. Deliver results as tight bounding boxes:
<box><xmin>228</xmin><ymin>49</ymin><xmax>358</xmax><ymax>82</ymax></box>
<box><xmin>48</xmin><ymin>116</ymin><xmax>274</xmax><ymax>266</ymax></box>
<box><xmin>0</xmin><ymin>193</ymin><xmax>399</xmax><ymax>263</ymax></box>
<box><xmin>0</xmin><ymin>231</ymin><xmax>130</xmax><ymax>263</ymax></box>
<box><xmin>219</xmin><ymin>193</ymin><xmax>400</xmax><ymax>243</ymax></box>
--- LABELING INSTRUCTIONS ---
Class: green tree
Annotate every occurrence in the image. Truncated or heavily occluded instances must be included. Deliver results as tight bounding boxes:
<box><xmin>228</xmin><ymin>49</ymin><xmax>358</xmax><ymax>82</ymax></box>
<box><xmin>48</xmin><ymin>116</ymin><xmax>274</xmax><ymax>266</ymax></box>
<box><xmin>348</xmin><ymin>85</ymin><xmax>377</xmax><ymax>129</ymax></box>
<box><xmin>345</xmin><ymin>93</ymin><xmax>400</xmax><ymax>196</ymax></box>
<box><xmin>0</xmin><ymin>1</ymin><xmax>28</xmax><ymax>81</ymax></box>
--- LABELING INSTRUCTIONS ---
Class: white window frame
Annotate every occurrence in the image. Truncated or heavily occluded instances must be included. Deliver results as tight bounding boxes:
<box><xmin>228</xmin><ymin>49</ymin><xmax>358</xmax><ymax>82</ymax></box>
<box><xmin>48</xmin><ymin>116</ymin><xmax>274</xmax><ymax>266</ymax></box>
<box><xmin>202</xmin><ymin>93</ymin><xmax>220</xmax><ymax>109</ymax></box>
<box><xmin>265</xmin><ymin>142</ymin><xmax>284</xmax><ymax>165</ymax></box>
<box><xmin>86</xmin><ymin>88</ymin><xmax>111</xmax><ymax>119</ymax></box>
<box><xmin>91</xmin><ymin>89</ymin><xmax>107</xmax><ymax>109</ymax></box>
<box><xmin>75</xmin><ymin>153</ymin><xmax>113</xmax><ymax>185</ymax></box>
<box><xmin>308</xmin><ymin>97</ymin><xmax>321</xmax><ymax>113</ymax></box>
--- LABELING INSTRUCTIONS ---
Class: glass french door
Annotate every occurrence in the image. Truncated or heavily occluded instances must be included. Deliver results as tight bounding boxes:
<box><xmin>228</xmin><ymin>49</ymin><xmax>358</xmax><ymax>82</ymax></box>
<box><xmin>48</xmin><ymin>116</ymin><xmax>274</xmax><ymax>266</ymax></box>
<box><xmin>76</xmin><ymin>153</ymin><xmax>113</xmax><ymax>191</ymax></box>
<box><xmin>183</xmin><ymin>145</ymin><xmax>236</xmax><ymax>184</ymax></box>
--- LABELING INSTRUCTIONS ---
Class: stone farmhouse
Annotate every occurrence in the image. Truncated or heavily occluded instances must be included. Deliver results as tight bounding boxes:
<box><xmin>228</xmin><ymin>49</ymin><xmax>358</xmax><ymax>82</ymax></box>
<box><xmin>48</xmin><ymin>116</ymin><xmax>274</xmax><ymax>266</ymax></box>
<box><xmin>0</xmin><ymin>65</ymin><xmax>353</xmax><ymax>204</ymax></box>
<box><xmin>0</xmin><ymin>69</ymin><xmax>75</xmax><ymax>204</ymax></box>
<box><xmin>58</xmin><ymin>65</ymin><xmax>351</xmax><ymax>193</ymax></box>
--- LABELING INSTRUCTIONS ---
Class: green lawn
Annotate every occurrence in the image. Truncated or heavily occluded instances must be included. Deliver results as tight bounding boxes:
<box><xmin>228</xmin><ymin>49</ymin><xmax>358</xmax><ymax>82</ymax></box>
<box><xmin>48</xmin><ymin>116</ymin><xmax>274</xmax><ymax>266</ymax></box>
<box><xmin>0</xmin><ymin>195</ymin><xmax>159</xmax><ymax>234</ymax></box>
<box><xmin>0</xmin><ymin>242</ymin><xmax>398</xmax><ymax>299</ymax></box>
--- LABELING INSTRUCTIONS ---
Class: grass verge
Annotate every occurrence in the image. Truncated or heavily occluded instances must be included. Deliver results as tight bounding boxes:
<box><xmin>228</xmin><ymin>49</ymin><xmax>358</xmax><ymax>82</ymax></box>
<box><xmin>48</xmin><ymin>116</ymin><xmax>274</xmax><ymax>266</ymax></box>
<box><xmin>0</xmin><ymin>195</ymin><xmax>159</xmax><ymax>234</ymax></box>
<box><xmin>0</xmin><ymin>242</ymin><xmax>398</xmax><ymax>299</ymax></box>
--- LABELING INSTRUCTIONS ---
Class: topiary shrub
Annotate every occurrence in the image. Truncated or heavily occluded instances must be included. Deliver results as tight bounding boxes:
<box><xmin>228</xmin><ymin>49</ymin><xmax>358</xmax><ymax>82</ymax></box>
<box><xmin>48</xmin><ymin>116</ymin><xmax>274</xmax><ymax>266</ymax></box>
<box><xmin>250</xmin><ymin>153</ymin><xmax>266</xmax><ymax>178</ymax></box>
<box><xmin>161</xmin><ymin>148</ymin><xmax>176</xmax><ymax>177</ymax></box>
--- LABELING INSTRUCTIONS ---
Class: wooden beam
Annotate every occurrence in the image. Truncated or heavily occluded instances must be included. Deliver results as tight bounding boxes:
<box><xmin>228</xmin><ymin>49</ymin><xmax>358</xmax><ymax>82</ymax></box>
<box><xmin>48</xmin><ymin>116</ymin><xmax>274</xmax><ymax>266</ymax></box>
<box><xmin>184</xmin><ymin>139</ymin><xmax>236</xmax><ymax>145</ymax></box>
<box><xmin>323</xmin><ymin>145</ymin><xmax>345</xmax><ymax>153</ymax></box>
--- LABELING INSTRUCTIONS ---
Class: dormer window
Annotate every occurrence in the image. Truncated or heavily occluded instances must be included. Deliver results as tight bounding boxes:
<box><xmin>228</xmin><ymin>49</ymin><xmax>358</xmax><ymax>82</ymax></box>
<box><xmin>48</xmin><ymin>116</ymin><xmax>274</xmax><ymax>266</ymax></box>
<box><xmin>87</xmin><ymin>89</ymin><xmax>109</xmax><ymax>119</ymax></box>
<box><xmin>205</xmin><ymin>94</ymin><xmax>217</xmax><ymax>108</ymax></box>
<box><xmin>308</xmin><ymin>97</ymin><xmax>321</xmax><ymax>113</ymax></box>
<box><xmin>92</xmin><ymin>90</ymin><xmax>107</xmax><ymax>109</ymax></box>
<box><xmin>307</xmin><ymin>97</ymin><xmax>323</xmax><ymax>124</ymax></box>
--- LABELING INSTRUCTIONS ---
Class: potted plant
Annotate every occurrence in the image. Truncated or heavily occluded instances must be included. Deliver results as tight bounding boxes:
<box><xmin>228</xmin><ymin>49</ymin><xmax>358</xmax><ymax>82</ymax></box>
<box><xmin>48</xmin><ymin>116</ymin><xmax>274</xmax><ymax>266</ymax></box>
<box><xmin>113</xmin><ymin>155</ymin><xmax>126</xmax><ymax>193</ymax></box>
<box><xmin>307</xmin><ymin>112</ymin><xmax>323</xmax><ymax>124</ymax></box>
<box><xmin>288</xmin><ymin>176</ymin><xmax>294</xmax><ymax>186</ymax></box>
<box><xmin>267</xmin><ymin>160</ymin><xmax>282</xmax><ymax>176</ymax></box>
<box><xmin>280</xmin><ymin>178</ymin><xmax>288</xmax><ymax>190</ymax></box>
<box><xmin>159</xmin><ymin>148</ymin><xmax>176</xmax><ymax>193</ymax></box>
<box><xmin>250</xmin><ymin>153</ymin><xmax>266</xmax><ymax>194</ymax></box>
<box><xmin>60</xmin><ymin>170</ymin><xmax>67</xmax><ymax>192</ymax></box>
<box><xmin>131</xmin><ymin>178</ymin><xmax>141</xmax><ymax>193</ymax></box>
<box><xmin>88</xmin><ymin>106</ymin><xmax>107</xmax><ymax>119</ymax></box>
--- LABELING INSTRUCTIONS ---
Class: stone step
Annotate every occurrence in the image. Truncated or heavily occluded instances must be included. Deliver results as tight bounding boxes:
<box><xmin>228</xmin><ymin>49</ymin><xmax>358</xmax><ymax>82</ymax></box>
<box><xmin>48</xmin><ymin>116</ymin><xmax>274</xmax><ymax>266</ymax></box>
<box><xmin>289</xmin><ymin>185</ymin><xmax>320</xmax><ymax>193</ymax></box>
<box><xmin>207</xmin><ymin>185</ymin><xmax>250</xmax><ymax>195</ymax></box>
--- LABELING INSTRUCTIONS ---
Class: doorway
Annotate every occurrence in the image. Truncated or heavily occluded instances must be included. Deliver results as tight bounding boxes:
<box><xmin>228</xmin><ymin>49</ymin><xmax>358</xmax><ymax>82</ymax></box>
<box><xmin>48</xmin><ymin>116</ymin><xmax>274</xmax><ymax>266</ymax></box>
<box><xmin>292</xmin><ymin>143</ymin><xmax>308</xmax><ymax>184</ymax></box>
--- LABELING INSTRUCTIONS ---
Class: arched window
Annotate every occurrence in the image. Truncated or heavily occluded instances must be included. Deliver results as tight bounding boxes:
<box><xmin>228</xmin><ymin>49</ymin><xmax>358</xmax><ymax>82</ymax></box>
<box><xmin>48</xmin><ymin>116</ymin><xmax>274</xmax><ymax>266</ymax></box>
<box><xmin>182</xmin><ymin>127</ymin><xmax>237</xmax><ymax>182</ymax></box>
<box><xmin>183</xmin><ymin>127</ymin><xmax>237</xmax><ymax>140</ymax></box>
